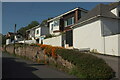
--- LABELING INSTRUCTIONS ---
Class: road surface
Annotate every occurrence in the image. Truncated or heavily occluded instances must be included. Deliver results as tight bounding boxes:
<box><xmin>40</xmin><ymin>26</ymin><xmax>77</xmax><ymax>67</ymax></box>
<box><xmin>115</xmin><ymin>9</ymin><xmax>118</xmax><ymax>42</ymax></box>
<box><xmin>90</xmin><ymin>53</ymin><xmax>120</xmax><ymax>79</ymax></box>
<box><xmin>2</xmin><ymin>52</ymin><xmax>76</xmax><ymax>79</ymax></box>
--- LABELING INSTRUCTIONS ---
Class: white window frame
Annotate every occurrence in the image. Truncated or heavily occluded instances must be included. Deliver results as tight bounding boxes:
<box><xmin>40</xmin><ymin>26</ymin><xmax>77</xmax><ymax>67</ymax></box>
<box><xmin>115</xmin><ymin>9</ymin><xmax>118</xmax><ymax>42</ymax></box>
<box><xmin>64</xmin><ymin>17</ymin><xmax>74</xmax><ymax>27</ymax></box>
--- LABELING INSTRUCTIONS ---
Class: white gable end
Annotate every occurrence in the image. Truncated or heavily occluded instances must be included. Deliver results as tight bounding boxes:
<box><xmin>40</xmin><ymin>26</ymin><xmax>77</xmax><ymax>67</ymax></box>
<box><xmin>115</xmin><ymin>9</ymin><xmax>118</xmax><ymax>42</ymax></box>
<box><xmin>111</xmin><ymin>8</ymin><xmax>118</xmax><ymax>16</ymax></box>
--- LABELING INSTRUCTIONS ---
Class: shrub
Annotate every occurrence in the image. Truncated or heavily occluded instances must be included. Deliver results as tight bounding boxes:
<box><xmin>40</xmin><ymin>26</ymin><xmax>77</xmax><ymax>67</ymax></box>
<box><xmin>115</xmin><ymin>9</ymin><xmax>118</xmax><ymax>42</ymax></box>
<box><xmin>44</xmin><ymin>45</ymin><xmax>53</xmax><ymax>56</ymax></box>
<box><xmin>51</xmin><ymin>47</ymin><xmax>63</xmax><ymax>58</ymax></box>
<box><xmin>55</xmin><ymin>49</ymin><xmax>115</xmax><ymax>79</ymax></box>
<box><xmin>30</xmin><ymin>43</ymin><xmax>40</xmax><ymax>47</ymax></box>
<box><xmin>45</xmin><ymin>34</ymin><xmax>56</xmax><ymax>39</ymax></box>
<box><xmin>40</xmin><ymin>44</ymin><xmax>48</xmax><ymax>50</ymax></box>
<box><xmin>44</xmin><ymin>46</ymin><xmax>63</xmax><ymax>58</ymax></box>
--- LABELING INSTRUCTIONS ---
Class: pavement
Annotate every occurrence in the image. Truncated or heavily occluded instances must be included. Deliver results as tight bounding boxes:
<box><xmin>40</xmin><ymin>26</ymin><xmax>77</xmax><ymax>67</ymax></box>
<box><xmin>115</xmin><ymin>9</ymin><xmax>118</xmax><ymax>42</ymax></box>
<box><xmin>2</xmin><ymin>52</ymin><xmax>76</xmax><ymax>79</ymax></box>
<box><xmin>90</xmin><ymin>53</ymin><xmax>120</xmax><ymax>79</ymax></box>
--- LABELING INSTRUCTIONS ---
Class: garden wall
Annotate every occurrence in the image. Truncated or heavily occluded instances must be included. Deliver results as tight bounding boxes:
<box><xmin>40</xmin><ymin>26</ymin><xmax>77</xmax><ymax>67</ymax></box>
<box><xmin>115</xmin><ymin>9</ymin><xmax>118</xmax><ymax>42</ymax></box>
<box><xmin>4</xmin><ymin>44</ymin><xmax>73</xmax><ymax>70</ymax></box>
<box><xmin>18</xmin><ymin>40</ymin><xmax>36</xmax><ymax>44</ymax></box>
<box><xmin>2</xmin><ymin>44</ymin><xmax>115</xmax><ymax>79</ymax></box>
<box><xmin>43</xmin><ymin>35</ymin><xmax>62</xmax><ymax>47</ymax></box>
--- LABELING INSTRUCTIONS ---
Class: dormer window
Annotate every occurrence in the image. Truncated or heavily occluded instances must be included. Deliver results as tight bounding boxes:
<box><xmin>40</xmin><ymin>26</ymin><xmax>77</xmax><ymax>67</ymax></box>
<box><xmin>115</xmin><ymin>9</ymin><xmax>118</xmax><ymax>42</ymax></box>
<box><xmin>64</xmin><ymin>17</ymin><xmax>74</xmax><ymax>27</ymax></box>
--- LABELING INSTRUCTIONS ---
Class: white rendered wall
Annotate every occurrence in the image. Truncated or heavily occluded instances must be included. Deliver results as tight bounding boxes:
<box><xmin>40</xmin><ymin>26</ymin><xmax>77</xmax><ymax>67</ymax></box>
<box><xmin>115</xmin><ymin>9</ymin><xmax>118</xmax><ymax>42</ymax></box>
<box><xmin>73</xmin><ymin>20</ymin><xmax>103</xmax><ymax>53</ymax></box>
<box><xmin>49</xmin><ymin>20</ymin><xmax>60</xmax><ymax>35</ymax></box>
<box><xmin>118</xmin><ymin>34</ymin><xmax>120</xmax><ymax>56</ymax></box>
<box><xmin>18</xmin><ymin>40</ymin><xmax>36</xmax><ymax>44</ymax></box>
<box><xmin>101</xmin><ymin>18</ymin><xmax>119</xmax><ymax>56</ymax></box>
<box><xmin>6</xmin><ymin>39</ymin><xmax>11</xmax><ymax>45</ymax></box>
<box><xmin>111</xmin><ymin>8</ymin><xmax>118</xmax><ymax>16</ymax></box>
<box><xmin>49</xmin><ymin>21</ymin><xmax>54</xmax><ymax>34</ymax></box>
<box><xmin>73</xmin><ymin>18</ymin><xmax>119</xmax><ymax>56</ymax></box>
<box><xmin>35</xmin><ymin>27</ymin><xmax>41</xmax><ymax>38</ymax></box>
<box><xmin>104</xmin><ymin>34</ymin><xmax>119</xmax><ymax>56</ymax></box>
<box><xmin>43</xmin><ymin>35</ymin><xmax>62</xmax><ymax>47</ymax></box>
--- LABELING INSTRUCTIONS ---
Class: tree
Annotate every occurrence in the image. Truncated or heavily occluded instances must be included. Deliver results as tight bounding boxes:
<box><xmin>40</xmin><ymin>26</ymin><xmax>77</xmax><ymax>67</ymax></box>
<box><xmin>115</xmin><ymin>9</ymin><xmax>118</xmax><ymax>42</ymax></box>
<box><xmin>40</xmin><ymin>19</ymin><xmax>47</xmax><ymax>26</ymax></box>
<box><xmin>40</xmin><ymin>17</ymin><xmax>53</xmax><ymax>27</ymax></box>
<box><xmin>2</xmin><ymin>35</ymin><xmax>6</xmax><ymax>45</ymax></box>
<box><xmin>17</xmin><ymin>21</ymin><xmax>39</xmax><ymax>38</ymax></box>
<box><xmin>0</xmin><ymin>33</ymin><xmax>6</xmax><ymax>45</ymax></box>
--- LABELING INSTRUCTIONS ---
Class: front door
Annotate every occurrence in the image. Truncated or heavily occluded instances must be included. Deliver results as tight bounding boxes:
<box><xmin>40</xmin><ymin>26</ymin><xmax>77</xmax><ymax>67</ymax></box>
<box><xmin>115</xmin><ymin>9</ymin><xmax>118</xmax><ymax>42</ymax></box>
<box><xmin>66</xmin><ymin>30</ymin><xmax>73</xmax><ymax>47</ymax></box>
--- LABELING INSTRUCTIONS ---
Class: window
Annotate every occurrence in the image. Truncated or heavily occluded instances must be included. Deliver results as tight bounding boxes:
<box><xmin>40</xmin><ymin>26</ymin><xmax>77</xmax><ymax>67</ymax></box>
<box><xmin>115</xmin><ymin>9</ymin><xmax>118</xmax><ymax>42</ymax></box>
<box><xmin>54</xmin><ymin>20</ymin><xmax>59</xmax><ymax>27</ymax></box>
<box><xmin>36</xmin><ymin>30</ymin><xmax>39</xmax><ymax>34</ymax></box>
<box><xmin>64</xmin><ymin>17</ymin><xmax>74</xmax><ymax>27</ymax></box>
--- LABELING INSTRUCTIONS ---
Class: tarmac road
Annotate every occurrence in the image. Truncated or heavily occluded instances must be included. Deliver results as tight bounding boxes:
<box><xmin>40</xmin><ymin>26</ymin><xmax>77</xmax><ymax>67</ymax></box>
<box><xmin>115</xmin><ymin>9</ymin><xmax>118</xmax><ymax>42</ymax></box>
<box><xmin>2</xmin><ymin>52</ymin><xmax>76</xmax><ymax>79</ymax></box>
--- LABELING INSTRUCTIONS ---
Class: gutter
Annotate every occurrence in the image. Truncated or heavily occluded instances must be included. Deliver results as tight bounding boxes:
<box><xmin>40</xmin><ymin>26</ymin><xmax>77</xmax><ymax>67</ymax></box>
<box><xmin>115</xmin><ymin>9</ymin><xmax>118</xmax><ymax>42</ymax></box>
<box><xmin>71</xmin><ymin>15</ymin><xmax>120</xmax><ymax>29</ymax></box>
<box><xmin>71</xmin><ymin>15</ymin><xmax>101</xmax><ymax>29</ymax></box>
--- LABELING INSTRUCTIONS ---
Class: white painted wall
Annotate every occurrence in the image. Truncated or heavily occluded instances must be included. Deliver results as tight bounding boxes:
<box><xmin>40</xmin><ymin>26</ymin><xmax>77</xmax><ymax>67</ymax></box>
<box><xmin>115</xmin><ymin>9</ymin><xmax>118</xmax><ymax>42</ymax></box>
<box><xmin>49</xmin><ymin>19</ymin><xmax>60</xmax><ymax>35</ymax></box>
<box><xmin>18</xmin><ymin>40</ymin><xmax>36</xmax><ymax>44</ymax></box>
<box><xmin>73</xmin><ymin>20</ymin><xmax>103</xmax><ymax>53</ymax></box>
<box><xmin>43</xmin><ymin>35</ymin><xmax>62</xmax><ymax>47</ymax></box>
<box><xmin>49</xmin><ymin>21</ymin><xmax>54</xmax><ymax>34</ymax></box>
<box><xmin>15</xmin><ymin>35</ymin><xmax>23</xmax><ymax>41</ymax></box>
<box><xmin>104</xmin><ymin>34</ymin><xmax>119</xmax><ymax>56</ymax></box>
<box><xmin>6</xmin><ymin>39</ymin><xmax>11</xmax><ymax>45</ymax></box>
<box><xmin>35</xmin><ymin>27</ymin><xmax>41</xmax><ymax>38</ymax></box>
<box><xmin>111</xmin><ymin>6</ymin><xmax>120</xmax><ymax>17</ymax></box>
<box><xmin>35</xmin><ymin>26</ymin><xmax>49</xmax><ymax>44</ymax></box>
<box><xmin>118</xmin><ymin>34</ymin><xmax>120</xmax><ymax>56</ymax></box>
<box><xmin>73</xmin><ymin>18</ymin><xmax>120</xmax><ymax>56</ymax></box>
<box><xmin>111</xmin><ymin>8</ymin><xmax>118</xmax><ymax>16</ymax></box>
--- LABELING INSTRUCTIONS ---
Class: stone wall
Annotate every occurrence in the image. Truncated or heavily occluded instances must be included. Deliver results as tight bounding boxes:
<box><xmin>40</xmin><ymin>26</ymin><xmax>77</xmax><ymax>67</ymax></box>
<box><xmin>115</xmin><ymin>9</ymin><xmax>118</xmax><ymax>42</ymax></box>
<box><xmin>3</xmin><ymin>44</ymin><xmax>74</xmax><ymax>70</ymax></box>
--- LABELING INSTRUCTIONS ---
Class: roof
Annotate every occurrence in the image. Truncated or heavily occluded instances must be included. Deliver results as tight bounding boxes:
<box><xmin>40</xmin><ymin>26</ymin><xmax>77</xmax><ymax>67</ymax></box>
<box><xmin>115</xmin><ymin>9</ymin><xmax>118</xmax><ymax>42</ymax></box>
<box><xmin>47</xmin><ymin>7</ymin><xmax>88</xmax><ymax>22</ymax></box>
<box><xmin>108</xmin><ymin>2</ymin><xmax>120</xmax><ymax>10</ymax></box>
<box><xmin>72</xmin><ymin>2</ymin><xmax>120</xmax><ymax>28</ymax></box>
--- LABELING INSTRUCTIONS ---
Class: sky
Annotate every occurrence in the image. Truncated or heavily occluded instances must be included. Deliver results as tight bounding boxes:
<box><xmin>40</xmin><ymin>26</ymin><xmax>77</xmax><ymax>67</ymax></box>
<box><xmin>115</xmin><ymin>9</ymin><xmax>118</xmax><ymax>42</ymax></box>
<box><xmin>2</xmin><ymin>2</ymin><xmax>110</xmax><ymax>35</ymax></box>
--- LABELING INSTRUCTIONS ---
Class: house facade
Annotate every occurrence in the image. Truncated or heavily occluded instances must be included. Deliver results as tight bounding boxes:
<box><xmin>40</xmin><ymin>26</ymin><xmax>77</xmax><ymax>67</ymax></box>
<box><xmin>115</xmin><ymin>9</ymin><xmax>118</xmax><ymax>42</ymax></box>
<box><xmin>26</xmin><ymin>27</ymin><xmax>37</xmax><ymax>40</ymax></box>
<box><xmin>47</xmin><ymin>7</ymin><xmax>88</xmax><ymax>47</ymax></box>
<box><xmin>6</xmin><ymin>32</ymin><xmax>23</xmax><ymax>45</ymax></box>
<box><xmin>35</xmin><ymin>25</ymin><xmax>49</xmax><ymax>43</ymax></box>
<box><xmin>72</xmin><ymin>2</ymin><xmax>120</xmax><ymax>56</ymax></box>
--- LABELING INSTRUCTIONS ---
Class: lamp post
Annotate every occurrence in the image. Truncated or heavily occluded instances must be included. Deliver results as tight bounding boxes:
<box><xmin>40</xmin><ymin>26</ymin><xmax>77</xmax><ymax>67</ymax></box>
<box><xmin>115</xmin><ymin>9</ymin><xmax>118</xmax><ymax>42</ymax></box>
<box><xmin>14</xmin><ymin>24</ymin><xmax>16</xmax><ymax>54</ymax></box>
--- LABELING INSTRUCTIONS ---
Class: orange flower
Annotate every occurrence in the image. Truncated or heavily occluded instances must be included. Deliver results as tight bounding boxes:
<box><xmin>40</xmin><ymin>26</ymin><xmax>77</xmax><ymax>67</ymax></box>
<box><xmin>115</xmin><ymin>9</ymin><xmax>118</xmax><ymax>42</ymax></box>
<box><xmin>40</xmin><ymin>44</ymin><xmax>48</xmax><ymax>50</ymax></box>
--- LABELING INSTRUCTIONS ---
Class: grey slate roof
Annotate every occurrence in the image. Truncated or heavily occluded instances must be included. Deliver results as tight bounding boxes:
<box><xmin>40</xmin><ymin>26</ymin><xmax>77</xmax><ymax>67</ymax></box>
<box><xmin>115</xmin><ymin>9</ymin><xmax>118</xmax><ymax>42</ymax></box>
<box><xmin>108</xmin><ymin>2</ymin><xmax>120</xmax><ymax>10</ymax></box>
<box><xmin>77</xmin><ymin>2</ymin><xmax>120</xmax><ymax>23</ymax></box>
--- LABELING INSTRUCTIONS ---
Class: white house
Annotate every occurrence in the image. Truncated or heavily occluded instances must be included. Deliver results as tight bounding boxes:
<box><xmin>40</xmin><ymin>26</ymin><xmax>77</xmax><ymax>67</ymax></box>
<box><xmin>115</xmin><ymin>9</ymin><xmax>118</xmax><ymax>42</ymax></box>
<box><xmin>47</xmin><ymin>7</ymin><xmax>88</xmax><ymax>36</ymax></box>
<box><xmin>35</xmin><ymin>25</ymin><xmax>49</xmax><ymax>44</ymax></box>
<box><xmin>45</xmin><ymin>7</ymin><xmax>88</xmax><ymax>47</ymax></box>
<box><xmin>72</xmin><ymin>2</ymin><xmax>120</xmax><ymax>56</ymax></box>
<box><xmin>6</xmin><ymin>32</ymin><xmax>23</xmax><ymax>45</ymax></box>
<box><xmin>26</xmin><ymin>27</ymin><xmax>37</xmax><ymax>40</ymax></box>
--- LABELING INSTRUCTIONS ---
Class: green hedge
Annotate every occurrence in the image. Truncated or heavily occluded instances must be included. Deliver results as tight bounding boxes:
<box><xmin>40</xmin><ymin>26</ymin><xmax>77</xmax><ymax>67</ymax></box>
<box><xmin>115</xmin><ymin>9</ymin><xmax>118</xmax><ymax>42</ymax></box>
<box><xmin>55</xmin><ymin>48</ymin><xmax>115</xmax><ymax>79</ymax></box>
